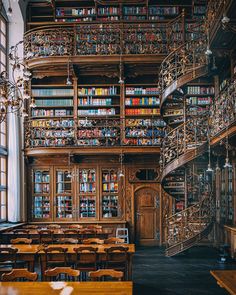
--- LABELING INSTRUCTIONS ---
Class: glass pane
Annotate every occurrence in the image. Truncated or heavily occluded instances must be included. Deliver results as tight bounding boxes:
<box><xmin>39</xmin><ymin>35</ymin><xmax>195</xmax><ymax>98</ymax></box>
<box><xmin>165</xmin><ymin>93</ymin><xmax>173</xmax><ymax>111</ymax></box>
<box><xmin>0</xmin><ymin>205</ymin><xmax>6</xmax><ymax>220</ymax></box>
<box><xmin>1</xmin><ymin>33</ymin><xmax>6</xmax><ymax>48</ymax></box>
<box><xmin>1</xmin><ymin>191</ymin><xmax>6</xmax><ymax>205</ymax></box>
<box><xmin>102</xmin><ymin>195</ymin><xmax>118</xmax><ymax>218</ymax></box>
<box><xmin>56</xmin><ymin>171</ymin><xmax>71</xmax><ymax>193</ymax></box>
<box><xmin>56</xmin><ymin>196</ymin><xmax>73</xmax><ymax>218</ymax></box>
<box><xmin>1</xmin><ymin>20</ymin><xmax>6</xmax><ymax>35</ymax></box>
<box><xmin>0</xmin><ymin>132</ymin><xmax>6</xmax><ymax>147</ymax></box>
<box><xmin>1</xmin><ymin>172</ymin><xmax>6</xmax><ymax>186</ymax></box>
<box><xmin>0</xmin><ymin>63</ymin><xmax>5</xmax><ymax>72</ymax></box>
<box><xmin>79</xmin><ymin>169</ymin><xmax>96</xmax><ymax>193</ymax></box>
<box><xmin>1</xmin><ymin>51</ymin><xmax>6</xmax><ymax>65</ymax></box>
<box><xmin>1</xmin><ymin>158</ymin><xmax>6</xmax><ymax>172</ymax></box>
<box><xmin>79</xmin><ymin>195</ymin><xmax>96</xmax><ymax>218</ymax></box>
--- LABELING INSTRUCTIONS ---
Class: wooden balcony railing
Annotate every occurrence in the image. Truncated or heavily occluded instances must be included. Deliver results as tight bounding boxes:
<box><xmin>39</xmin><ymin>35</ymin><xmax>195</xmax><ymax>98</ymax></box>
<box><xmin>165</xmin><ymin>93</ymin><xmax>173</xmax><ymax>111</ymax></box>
<box><xmin>160</xmin><ymin>115</ymin><xmax>209</xmax><ymax>170</ymax></box>
<box><xmin>210</xmin><ymin>79</ymin><xmax>236</xmax><ymax>137</ymax></box>
<box><xmin>24</xmin><ymin>14</ymin><xmax>192</xmax><ymax>60</ymax></box>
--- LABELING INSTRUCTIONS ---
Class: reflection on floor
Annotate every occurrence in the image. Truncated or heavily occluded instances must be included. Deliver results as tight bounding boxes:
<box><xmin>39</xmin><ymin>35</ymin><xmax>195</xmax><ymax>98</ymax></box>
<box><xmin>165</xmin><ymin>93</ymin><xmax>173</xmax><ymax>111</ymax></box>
<box><xmin>133</xmin><ymin>246</ymin><xmax>235</xmax><ymax>295</ymax></box>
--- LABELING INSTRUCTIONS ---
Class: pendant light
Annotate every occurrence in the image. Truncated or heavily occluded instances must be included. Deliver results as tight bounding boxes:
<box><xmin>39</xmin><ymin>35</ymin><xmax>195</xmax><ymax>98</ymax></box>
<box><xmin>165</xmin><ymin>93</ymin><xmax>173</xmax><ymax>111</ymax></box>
<box><xmin>66</xmin><ymin>58</ymin><xmax>72</xmax><ymax>86</ymax></box>
<box><xmin>118</xmin><ymin>153</ymin><xmax>124</xmax><ymax>179</ymax></box>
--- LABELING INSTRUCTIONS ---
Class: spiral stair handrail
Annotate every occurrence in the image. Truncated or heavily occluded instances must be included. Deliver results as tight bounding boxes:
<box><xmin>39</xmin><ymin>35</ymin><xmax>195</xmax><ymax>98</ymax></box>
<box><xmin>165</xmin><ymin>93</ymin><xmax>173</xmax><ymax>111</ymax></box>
<box><xmin>165</xmin><ymin>193</ymin><xmax>215</xmax><ymax>256</ymax></box>
<box><xmin>158</xmin><ymin>18</ymin><xmax>215</xmax><ymax>256</ymax></box>
<box><xmin>160</xmin><ymin>114</ymin><xmax>209</xmax><ymax>179</ymax></box>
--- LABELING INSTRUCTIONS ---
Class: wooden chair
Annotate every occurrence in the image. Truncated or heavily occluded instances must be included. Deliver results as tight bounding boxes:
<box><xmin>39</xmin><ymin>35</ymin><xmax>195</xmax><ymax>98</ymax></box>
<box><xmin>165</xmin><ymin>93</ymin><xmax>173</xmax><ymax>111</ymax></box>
<box><xmin>11</xmin><ymin>238</ymin><xmax>32</xmax><ymax>244</ymax></box>
<box><xmin>73</xmin><ymin>247</ymin><xmax>98</xmax><ymax>281</ymax></box>
<box><xmin>44</xmin><ymin>267</ymin><xmax>80</xmax><ymax>281</ymax></box>
<box><xmin>0</xmin><ymin>247</ymin><xmax>18</xmax><ymax>276</ymax></box>
<box><xmin>79</xmin><ymin>228</ymin><xmax>97</xmax><ymax>237</ymax></box>
<box><xmin>68</xmin><ymin>224</ymin><xmax>83</xmax><ymax>229</ymax></box>
<box><xmin>38</xmin><ymin>229</ymin><xmax>54</xmax><ymax>244</ymax></box>
<box><xmin>82</xmin><ymin>238</ymin><xmax>104</xmax><ymax>245</ymax></box>
<box><xmin>43</xmin><ymin>247</ymin><xmax>68</xmax><ymax>269</ymax></box>
<box><xmin>104</xmin><ymin>246</ymin><xmax>128</xmax><ymax>280</ymax></box>
<box><xmin>48</xmin><ymin>224</ymin><xmax>61</xmax><ymax>229</ymax></box>
<box><xmin>89</xmin><ymin>269</ymin><xmax>123</xmax><ymax>281</ymax></box>
<box><xmin>87</xmin><ymin>225</ymin><xmax>102</xmax><ymax>230</ymax></box>
<box><xmin>12</xmin><ymin>229</ymin><xmax>30</xmax><ymax>238</ymax></box>
<box><xmin>1</xmin><ymin>268</ymin><xmax>38</xmax><ymax>281</ymax></box>
<box><xmin>23</xmin><ymin>225</ymin><xmax>38</xmax><ymax>229</ymax></box>
<box><xmin>105</xmin><ymin>237</ymin><xmax>125</xmax><ymax>244</ymax></box>
<box><xmin>55</xmin><ymin>238</ymin><xmax>79</xmax><ymax>244</ymax></box>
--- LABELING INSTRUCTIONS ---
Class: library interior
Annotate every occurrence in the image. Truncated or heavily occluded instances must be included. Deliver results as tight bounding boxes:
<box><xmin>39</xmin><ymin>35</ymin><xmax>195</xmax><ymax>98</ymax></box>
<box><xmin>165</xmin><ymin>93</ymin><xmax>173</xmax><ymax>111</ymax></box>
<box><xmin>0</xmin><ymin>0</ymin><xmax>235</xmax><ymax>294</ymax></box>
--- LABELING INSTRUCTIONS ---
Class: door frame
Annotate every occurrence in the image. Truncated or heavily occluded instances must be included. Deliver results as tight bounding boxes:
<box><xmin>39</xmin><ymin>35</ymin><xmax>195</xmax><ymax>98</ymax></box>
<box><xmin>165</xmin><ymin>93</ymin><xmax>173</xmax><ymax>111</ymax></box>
<box><xmin>133</xmin><ymin>185</ymin><xmax>161</xmax><ymax>246</ymax></box>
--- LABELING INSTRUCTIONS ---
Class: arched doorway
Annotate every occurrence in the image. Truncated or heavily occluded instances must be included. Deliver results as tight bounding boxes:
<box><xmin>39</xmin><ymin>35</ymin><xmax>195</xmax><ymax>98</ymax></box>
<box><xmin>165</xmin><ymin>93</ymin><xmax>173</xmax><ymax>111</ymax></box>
<box><xmin>135</xmin><ymin>187</ymin><xmax>160</xmax><ymax>246</ymax></box>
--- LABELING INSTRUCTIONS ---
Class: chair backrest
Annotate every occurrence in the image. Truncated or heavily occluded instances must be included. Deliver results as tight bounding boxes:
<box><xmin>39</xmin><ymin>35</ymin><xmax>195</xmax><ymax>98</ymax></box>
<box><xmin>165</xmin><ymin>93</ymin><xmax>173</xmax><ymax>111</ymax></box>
<box><xmin>89</xmin><ymin>269</ymin><xmax>123</xmax><ymax>281</ymax></box>
<box><xmin>23</xmin><ymin>225</ymin><xmax>38</xmax><ymax>229</ymax></box>
<box><xmin>104</xmin><ymin>237</ymin><xmax>125</xmax><ymax>244</ymax></box>
<box><xmin>44</xmin><ymin>267</ymin><xmax>80</xmax><ymax>281</ymax></box>
<box><xmin>63</xmin><ymin>229</ymin><xmax>79</xmax><ymax>235</ymax></box>
<box><xmin>0</xmin><ymin>247</ymin><xmax>18</xmax><ymax>264</ymax></box>
<box><xmin>48</xmin><ymin>224</ymin><xmax>61</xmax><ymax>229</ymax></box>
<box><xmin>73</xmin><ymin>247</ymin><xmax>98</xmax><ymax>264</ymax></box>
<box><xmin>82</xmin><ymin>238</ymin><xmax>104</xmax><ymax>244</ymax></box>
<box><xmin>43</xmin><ymin>247</ymin><xmax>68</xmax><ymax>266</ymax></box>
<box><xmin>38</xmin><ymin>229</ymin><xmax>53</xmax><ymax>243</ymax></box>
<box><xmin>105</xmin><ymin>246</ymin><xmax>129</xmax><ymax>263</ymax></box>
<box><xmin>10</xmin><ymin>238</ymin><xmax>32</xmax><ymax>244</ymax></box>
<box><xmin>68</xmin><ymin>224</ymin><xmax>83</xmax><ymax>229</ymax></box>
<box><xmin>12</xmin><ymin>229</ymin><xmax>30</xmax><ymax>237</ymax></box>
<box><xmin>87</xmin><ymin>225</ymin><xmax>102</xmax><ymax>230</ymax></box>
<box><xmin>56</xmin><ymin>238</ymin><xmax>79</xmax><ymax>244</ymax></box>
<box><xmin>1</xmin><ymin>268</ymin><xmax>38</xmax><ymax>281</ymax></box>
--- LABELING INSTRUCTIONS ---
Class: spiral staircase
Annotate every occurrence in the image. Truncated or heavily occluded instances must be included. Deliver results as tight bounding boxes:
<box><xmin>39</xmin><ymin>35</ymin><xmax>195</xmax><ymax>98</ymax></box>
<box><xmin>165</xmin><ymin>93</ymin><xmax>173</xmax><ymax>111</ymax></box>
<box><xmin>159</xmin><ymin>19</ymin><xmax>215</xmax><ymax>257</ymax></box>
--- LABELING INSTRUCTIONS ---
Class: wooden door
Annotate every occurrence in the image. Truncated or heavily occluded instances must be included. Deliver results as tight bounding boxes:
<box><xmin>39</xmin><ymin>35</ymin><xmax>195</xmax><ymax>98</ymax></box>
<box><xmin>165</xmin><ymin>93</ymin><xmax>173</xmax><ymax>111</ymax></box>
<box><xmin>135</xmin><ymin>188</ymin><xmax>160</xmax><ymax>246</ymax></box>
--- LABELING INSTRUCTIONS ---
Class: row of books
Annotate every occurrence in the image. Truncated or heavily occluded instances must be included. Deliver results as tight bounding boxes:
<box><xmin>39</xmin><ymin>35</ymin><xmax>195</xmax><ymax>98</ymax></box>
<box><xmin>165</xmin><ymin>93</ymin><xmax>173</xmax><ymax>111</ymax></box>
<box><xmin>126</xmin><ymin>118</ymin><xmax>166</xmax><ymax>127</ymax></box>
<box><xmin>78</xmin><ymin>108</ymin><xmax>116</xmax><ymax>116</ymax></box>
<box><xmin>78</xmin><ymin>98</ymin><xmax>113</xmax><ymax>106</ymax></box>
<box><xmin>126</xmin><ymin>87</ymin><xmax>160</xmax><ymax>95</ymax></box>
<box><xmin>125</xmin><ymin>97</ymin><xmax>160</xmax><ymax>106</ymax></box>
<box><xmin>77</xmin><ymin>139</ymin><xmax>119</xmax><ymax>146</ymax></box>
<box><xmin>35</xmin><ymin>99</ymin><xmax>73</xmax><ymax>107</ymax></box>
<box><xmin>123</xmin><ymin>6</ymin><xmax>147</xmax><ymax>15</ymax></box>
<box><xmin>123</xmin><ymin>138</ymin><xmax>161</xmax><ymax>145</ymax></box>
<box><xmin>125</xmin><ymin>108</ymin><xmax>160</xmax><ymax>115</ymax></box>
<box><xmin>33</xmin><ymin>130</ymin><xmax>74</xmax><ymax>138</ymax></box>
<box><xmin>32</xmin><ymin>109</ymin><xmax>73</xmax><ymax>117</ymax></box>
<box><xmin>30</xmin><ymin>139</ymin><xmax>73</xmax><ymax>147</ymax></box>
<box><xmin>56</xmin><ymin>8</ymin><xmax>96</xmax><ymax>17</ymax></box>
<box><xmin>98</xmin><ymin>16</ymin><xmax>119</xmax><ymax>21</ymax></box>
<box><xmin>78</xmin><ymin>87</ymin><xmax>117</xmax><ymax>96</ymax></box>
<box><xmin>32</xmin><ymin>89</ymin><xmax>74</xmax><ymax>96</ymax></box>
<box><xmin>103</xmin><ymin>183</ymin><xmax>118</xmax><ymax>192</ymax></box>
<box><xmin>187</xmin><ymin>97</ymin><xmax>212</xmax><ymax>105</ymax></box>
<box><xmin>193</xmin><ymin>6</ymin><xmax>206</xmax><ymax>14</ymax></box>
<box><xmin>123</xmin><ymin>16</ymin><xmax>146</xmax><ymax>20</ymax></box>
<box><xmin>34</xmin><ymin>183</ymin><xmax>50</xmax><ymax>193</ymax></box>
<box><xmin>79</xmin><ymin>183</ymin><xmax>96</xmax><ymax>193</ymax></box>
<box><xmin>78</xmin><ymin>119</ymin><xmax>119</xmax><ymax>128</ymax></box>
<box><xmin>149</xmin><ymin>6</ymin><xmax>179</xmax><ymax>16</ymax></box>
<box><xmin>125</xmin><ymin>128</ymin><xmax>165</xmax><ymax>137</ymax></box>
<box><xmin>78</xmin><ymin>129</ymin><xmax>119</xmax><ymax>138</ymax></box>
<box><xmin>187</xmin><ymin>86</ymin><xmax>215</xmax><ymax>95</ymax></box>
<box><xmin>102</xmin><ymin>172</ymin><xmax>117</xmax><ymax>182</ymax></box>
<box><xmin>79</xmin><ymin>170</ymin><xmax>96</xmax><ymax>183</ymax></box>
<box><xmin>31</xmin><ymin>119</ymin><xmax>74</xmax><ymax>128</ymax></box>
<box><xmin>55</xmin><ymin>18</ymin><xmax>93</xmax><ymax>22</ymax></box>
<box><xmin>97</xmin><ymin>7</ymin><xmax>120</xmax><ymax>16</ymax></box>
<box><xmin>34</xmin><ymin>172</ymin><xmax>50</xmax><ymax>183</ymax></box>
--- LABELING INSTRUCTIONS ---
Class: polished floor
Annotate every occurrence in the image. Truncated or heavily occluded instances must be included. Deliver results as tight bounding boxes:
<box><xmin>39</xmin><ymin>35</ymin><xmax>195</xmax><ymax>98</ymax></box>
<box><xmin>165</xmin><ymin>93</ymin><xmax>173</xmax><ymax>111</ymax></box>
<box><xmin>133</xmin><ymin>246</ymin><xmax>235</xmax><ymax>295</ymax></box>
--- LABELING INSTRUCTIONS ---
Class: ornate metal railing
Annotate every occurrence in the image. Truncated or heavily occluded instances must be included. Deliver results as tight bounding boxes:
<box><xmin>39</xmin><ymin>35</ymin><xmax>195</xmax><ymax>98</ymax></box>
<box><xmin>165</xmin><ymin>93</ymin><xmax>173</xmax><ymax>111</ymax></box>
<box><xmin>210</xmin><ymin>80</ymin><xmax>236</xmax><ymax>137</ymax></box>
<box><xmin>166</xmin><ymin>193</ymin><xmax>215</xmax><ymax>248</ymax></box>
<box><xmin>24</xmin><ymin>117</ymin><xmax>166</xmax><ymax>149</ymax></box>
<box><xmin>160</xmin><ymin>115</ymin><xmax>208</xmax><ymax>169</ymax></box>
<box><xmin>24</xmin><ymin>15</ymin><xmax>192</xmax><ymax>60</ymax></box>
<box><xmin>159</xmin><ymin>22</ymin><xmax>207</xmax><ymax>99</ymax></box>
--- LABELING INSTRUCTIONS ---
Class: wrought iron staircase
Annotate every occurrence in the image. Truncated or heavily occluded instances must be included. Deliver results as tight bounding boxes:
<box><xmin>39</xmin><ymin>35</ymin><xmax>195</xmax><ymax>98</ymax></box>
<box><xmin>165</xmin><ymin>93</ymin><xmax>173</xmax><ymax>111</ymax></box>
<box><xmin>159</xmin><ymin>17</ymin><xmax>216</xmax><ymax>256</ymax></box>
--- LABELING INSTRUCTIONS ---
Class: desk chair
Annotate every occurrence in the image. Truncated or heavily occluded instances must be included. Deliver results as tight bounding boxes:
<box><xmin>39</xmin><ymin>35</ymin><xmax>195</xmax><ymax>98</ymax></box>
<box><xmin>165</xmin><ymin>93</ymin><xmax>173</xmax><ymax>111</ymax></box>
<box><xmin>1</xmin><ymin>268</ymin><xmax>38</xmax><ymax>281</ymax></box>
<box><xmin>89</xmin><ymin>269</ymin><xmax>123</xmax><ymax>281</ymax></box>
<box><xmin>44</xmin><ymin>267</ymin><xmax>80</xmax><ymax>281</ymax></box>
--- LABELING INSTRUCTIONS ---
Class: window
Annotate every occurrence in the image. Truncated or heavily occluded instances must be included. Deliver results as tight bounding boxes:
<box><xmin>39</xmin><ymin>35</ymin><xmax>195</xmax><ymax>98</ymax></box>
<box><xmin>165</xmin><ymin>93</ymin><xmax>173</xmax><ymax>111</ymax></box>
<box><xmin>0</xmin><ymin>15</ymin><xmax>7</xmax><ymax>222</ymax></box>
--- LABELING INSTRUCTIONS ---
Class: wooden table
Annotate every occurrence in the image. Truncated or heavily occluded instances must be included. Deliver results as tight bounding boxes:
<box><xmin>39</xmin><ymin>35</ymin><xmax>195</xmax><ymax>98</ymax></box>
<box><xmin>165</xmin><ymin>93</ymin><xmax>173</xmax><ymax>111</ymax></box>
<box><xmin>210</xmin><ymin>270</ymin><xmax>236</xmax><ymax>295</ymax></box>
<box><xmin>0</xmin><ymin>244</ymin><xmax>135</xmax><ymax>280</ymax></box>
<box><xmin>0</xmin><ymin>244</ymin><xmax>38</xmax><ymax>272</ymax></box>
<box><xmin>0</xmin><ymin>281</ymin><xmax>133</xmax><ymax>295</ymax></box>
<box><xmin>1</xmin><ymin>228</ymin><xmax>113</xmax><ymax>243</ymax></box>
